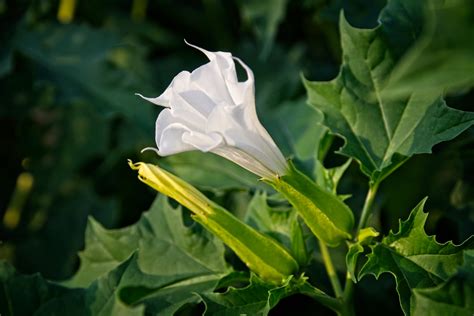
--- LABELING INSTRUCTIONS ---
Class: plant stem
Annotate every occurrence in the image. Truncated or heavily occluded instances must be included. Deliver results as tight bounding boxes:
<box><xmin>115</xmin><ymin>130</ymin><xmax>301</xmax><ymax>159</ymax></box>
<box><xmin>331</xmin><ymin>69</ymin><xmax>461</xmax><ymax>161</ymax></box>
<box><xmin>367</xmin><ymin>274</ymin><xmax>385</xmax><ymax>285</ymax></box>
<box><xmin>356</xmin><ymin>182</ymin><xmax>380</xmax><ymax>233</ymax></box>
<box><xmin>299</xmin><ymin>287</ymin><xmax>342</xmax><ymax>313</ymax></box>
<box><xmin>319</xmin><ymin>240</ymin><xmax>343</xmax><ymax>298</ymax></box>
<box><xmin>342</xmin><ymin>181</ymin><xmax>380</xmax><ymax>315</ymax></box>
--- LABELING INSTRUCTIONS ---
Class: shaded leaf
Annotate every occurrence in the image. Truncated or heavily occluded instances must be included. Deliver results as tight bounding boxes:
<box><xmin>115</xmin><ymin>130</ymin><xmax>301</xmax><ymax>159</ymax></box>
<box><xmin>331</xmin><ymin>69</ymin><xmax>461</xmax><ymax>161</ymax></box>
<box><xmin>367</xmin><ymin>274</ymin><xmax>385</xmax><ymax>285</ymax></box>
<box><xmin>385</xmin><ymin>0</ymin><xmax>474</xmax><ymax>97</ymax></box>
<box><xmin>68</xmin><ymin>195</ymin><xmax>229</xmax><ymax>287</ymax></box>
<box><xmin>304</xmin><ymin>1</ymin><xmax>474</xmax><ymax>184</ymax></box>
<box><xmin>0</xmin><ymin>261</ymin><xmax>85</xmax><ymax>316</ymax></box>
<box><xmin>346</xmin><ymin>227</ymin><xmax>379</xmax><ymax>282</ymax></box>
<box><xmin>411</xmin><ymin>250</ymin><xmax>474</xmax><ymax>316</ymax></box>
<box><xmin>238</xmin><ymin>0</ymin><xmax>288</xmax><ymax>58</ymax></box>
<box><xmin>314</xmin><ymin>158</ymin><xmax>352</xmax><ymax>194</ymax></box>
<box><xmin>359</xmin><ymin>198</ymin><xmax>474</xmax><ymax>315</ymax></box>
<box><xmin>201</xmin><ymin>274</ymin><xmax>296</xmax><ymax>316</ymax></box>
<box><xmin>245</xmin><ymin>192</ymin><xmax>308</xmax><ymax>265</ymax></box>
<box><xmin>160</xmin><ymin>152</ymin><xmax>261</xmax><ymax>191</ymax></box>
<box><xmin>268</xmin><ymin>98</ymin><xmax>327</xmax><ymax>162</ymax></box>
<box><xmin>14</xmin><ymin>23</ymin><xmax>155</xmax><ymax>128</ymax></box>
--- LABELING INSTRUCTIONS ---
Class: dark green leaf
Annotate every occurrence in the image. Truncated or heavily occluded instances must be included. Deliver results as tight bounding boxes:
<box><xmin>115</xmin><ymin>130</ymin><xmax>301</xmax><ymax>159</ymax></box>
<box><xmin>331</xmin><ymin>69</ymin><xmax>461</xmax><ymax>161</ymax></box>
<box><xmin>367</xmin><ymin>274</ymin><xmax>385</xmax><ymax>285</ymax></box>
<box><xmin>359</xmin><ymin>198</ymin><xmax>474</xmax><ymax>315</ymax></box>
<box><xmin>304</xmin><ymin>1</ymin><xmax>474</xmax><ymax>184</ymax></box>
<box><xmin>0</xmin><ymin>261</ymin><xmax>85</xmax><ymax>316</ymax></box>
<box><xmin>14</xmin><ymin>23</ymin><xmax>155</xmax><ymax>129</ymax></box>
<box><xmin>201</xmin><ymin>274</ymin><xmax>295</xmax><ymax>316</ymax></box>
<box><xmin>160</xmin><ymin>152</ymin><xmax>261</xmax><ymax>191</ymax></box>
<box><xmin>314</xmin><ymin>158</ymin><xmax>352</xmax><ymax>194</ymax></box>
<box><xmin>245</xmin><ymin>192</ymin><xmax>308</xmax><ymax>265</ymax></box>
<box><xmin>238</xmin><ymin>0</ymin><xmax>288</xmax><ymax>58</ymax></box>
<box><xmin>411</xmin><ymin>250</ymin><xmax>474</xmax><ymax>316</ymax></box>
<box><xmin>67</xmin><ymin>195</ymin><xmax>229</xmax><ymax>288</ymax></box>
<box><xmin>268</xmin><ymin>98</ymin><xmax>327</xmax><ymax>162</ymax></box>
<box><xmin>385</xmin><ymin>0</ymin><xmax>474</xmax><ymax>97</ymax></box>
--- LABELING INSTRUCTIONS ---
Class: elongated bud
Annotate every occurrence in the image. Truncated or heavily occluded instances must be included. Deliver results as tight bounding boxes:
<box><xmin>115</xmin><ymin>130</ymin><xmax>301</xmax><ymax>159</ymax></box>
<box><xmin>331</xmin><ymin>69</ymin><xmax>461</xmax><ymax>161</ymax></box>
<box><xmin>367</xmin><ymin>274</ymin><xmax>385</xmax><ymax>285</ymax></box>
<box><xmin>128</xmin><ymin>160</ymin><xmax>299</xmax><ymax>283</ymax></box>
<box><xmin>267</xmin><ymin>161</ymin><xmax>354</xmax><ymax>247</ymax></box>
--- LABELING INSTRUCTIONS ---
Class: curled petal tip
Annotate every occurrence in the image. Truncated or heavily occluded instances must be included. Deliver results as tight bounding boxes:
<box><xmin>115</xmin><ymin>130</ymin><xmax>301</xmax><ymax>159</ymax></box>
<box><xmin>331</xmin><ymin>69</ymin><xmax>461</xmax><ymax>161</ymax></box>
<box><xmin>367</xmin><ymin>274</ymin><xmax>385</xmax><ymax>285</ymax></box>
<box><xmin>141</xmin><ymin>147</ymin><xmax>160</xmax><ymax>155</ymax></box>
<box><xmin>128</xmin><ymin>159</ymin><xmax>141</xmax><ymax>170</ymax></box>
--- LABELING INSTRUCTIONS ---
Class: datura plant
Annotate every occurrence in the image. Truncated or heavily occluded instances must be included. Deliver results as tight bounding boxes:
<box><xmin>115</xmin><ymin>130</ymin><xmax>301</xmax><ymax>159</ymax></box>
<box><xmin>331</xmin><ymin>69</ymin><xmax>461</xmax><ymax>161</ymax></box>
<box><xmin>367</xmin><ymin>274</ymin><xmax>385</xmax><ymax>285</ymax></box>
<box><xmin>2</xmin><ymin>1</ymin><xmax>473</xmax><ymax>316</ymax></box>
<box><xmin>128</xmin><ymin>23</ymin><xmax>474</xmax><ymax>314</ymax></box>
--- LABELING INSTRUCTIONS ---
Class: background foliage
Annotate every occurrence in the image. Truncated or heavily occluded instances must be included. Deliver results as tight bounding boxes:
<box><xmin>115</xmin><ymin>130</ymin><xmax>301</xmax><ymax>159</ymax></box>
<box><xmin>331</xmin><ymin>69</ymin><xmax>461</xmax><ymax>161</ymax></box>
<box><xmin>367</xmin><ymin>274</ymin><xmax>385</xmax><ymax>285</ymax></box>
<box><xmin>1</xmin><ymin>0</ymin><xmax>473</xmax><ymax>315</ymax></box>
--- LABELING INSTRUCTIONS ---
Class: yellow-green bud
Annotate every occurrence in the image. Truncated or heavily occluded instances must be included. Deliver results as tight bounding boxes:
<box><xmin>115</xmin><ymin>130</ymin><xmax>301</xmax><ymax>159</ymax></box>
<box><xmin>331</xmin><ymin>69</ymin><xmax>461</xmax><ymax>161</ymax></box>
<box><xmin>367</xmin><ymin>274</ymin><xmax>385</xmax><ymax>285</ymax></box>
<box><xmin>129</xmin><ymin>160</ymin><xmax>299</xmax><ymax>283</ymax></box>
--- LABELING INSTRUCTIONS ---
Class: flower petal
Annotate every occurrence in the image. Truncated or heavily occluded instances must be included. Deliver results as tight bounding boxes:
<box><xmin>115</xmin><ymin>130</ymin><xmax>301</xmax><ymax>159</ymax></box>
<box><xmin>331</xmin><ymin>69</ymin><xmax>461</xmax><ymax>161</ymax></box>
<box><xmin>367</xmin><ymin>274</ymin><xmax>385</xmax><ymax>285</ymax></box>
<box><xmin>182</xmin><ymin>131</ymin><xmax>223</xmax><ymax>152</ymax></box>
<box><xmin>157</xmin><ymin>123</ymin><xmax>195</xmax><ymax>156</ymax></box>
<box><xmin>190</xmin><ymin>61</ymin><xmax>234</xmax><ymax>105</ymax></box>
<box><xmin>137</xmin><ymin>71</ymin><xmax>191</xmax><ymax>107</ymax></box>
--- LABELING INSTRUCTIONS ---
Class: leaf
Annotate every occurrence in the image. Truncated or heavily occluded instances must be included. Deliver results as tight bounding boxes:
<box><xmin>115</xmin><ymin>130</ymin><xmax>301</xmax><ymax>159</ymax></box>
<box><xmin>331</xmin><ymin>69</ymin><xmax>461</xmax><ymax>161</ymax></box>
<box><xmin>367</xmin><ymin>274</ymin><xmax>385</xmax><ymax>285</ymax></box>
<box><xmin>238</xmin><ymin>0</ymin><xmax>288</xmax><ymax>59</ymax></box>
<box><xmin>385</xmin><ymin>0</ymin><xmax>474</xmax><ymax>97</ymax></box>
<box><xmin>345</xmin><ymin>227</ymin><xmax>379</xmax><ymax>282</ymax></box>
<box><xmin>160</xmin><ymin>151</ymin><xmax>261</xmax><ymax>191</ymax></box>
<box><xmin>201</xmin><ymin>274</ymin><xmax>340</xmax><ymax>315</ymax></box>
<box><xmin>110</xmin><ymin>254</ymin><xmax>224</xmax><ymax>316</ymax></box>
<box><xmin>0</xmin><ymin>261</ymin><xmax>85</xmax><ymax>316</ymax></box>
<box><xmin>44</xmin><ymin>256</ymin><xmax>146</xmax><ymax>316</ymax></box>
<box><xmin>314</xmin><ymin>158</ymin><xmax>352</xmax><ymax>194</ymax></box>
<box><xmin>359</xmin><ymin>198</ymin><xmax>474</xmax><ymax>315</ymax></box>
<box><xmin>67</xmin><ymin>195</ymin><xmax>229</xmax><ymax>288</ymax></box>
<box><xmin>411</xmin><ymin>250</ymin><xmax>474</xmax><ymax>316</ymax></box>
<box><xmin>13</xmin><ymin>23</ymin><xmax>155</xmax><ymax>129</ymax></box>
<box><xmin>269</xmin><ymin>98</ymin><xmax>327</xmax><ymax>162</ymax></box>
<box><xmin>303</xmin><ymin>1</ymin><xmax>474</xmax><ymax>184</ymax></box>
<box><xmin>245</xmin><ymin>192</ymin><xmax>308</xmax><ymax>265</ymax></box>
<box><xmin>201</xmin><ymin>274</ymin><xmax>296</xmax><ymax>316</ymax></box>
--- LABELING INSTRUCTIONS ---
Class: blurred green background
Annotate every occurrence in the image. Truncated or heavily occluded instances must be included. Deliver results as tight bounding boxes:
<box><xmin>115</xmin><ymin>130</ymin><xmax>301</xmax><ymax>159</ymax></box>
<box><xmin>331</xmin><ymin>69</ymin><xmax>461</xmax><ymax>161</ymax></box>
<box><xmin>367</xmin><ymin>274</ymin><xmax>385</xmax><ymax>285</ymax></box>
<box><xmin>1</xmin><ymin>0</ymin><xmax>473</xmax><ymax>314</ymax></box>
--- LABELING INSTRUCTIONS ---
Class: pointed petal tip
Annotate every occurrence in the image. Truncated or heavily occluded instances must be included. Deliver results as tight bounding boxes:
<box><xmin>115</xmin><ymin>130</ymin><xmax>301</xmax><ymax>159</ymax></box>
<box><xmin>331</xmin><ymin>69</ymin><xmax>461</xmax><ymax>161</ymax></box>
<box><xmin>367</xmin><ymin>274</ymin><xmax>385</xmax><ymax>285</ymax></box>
<box><xmin>184</xmin><ymin>40</ymin><xmax>215</xmax><ymax>61</ymax></box>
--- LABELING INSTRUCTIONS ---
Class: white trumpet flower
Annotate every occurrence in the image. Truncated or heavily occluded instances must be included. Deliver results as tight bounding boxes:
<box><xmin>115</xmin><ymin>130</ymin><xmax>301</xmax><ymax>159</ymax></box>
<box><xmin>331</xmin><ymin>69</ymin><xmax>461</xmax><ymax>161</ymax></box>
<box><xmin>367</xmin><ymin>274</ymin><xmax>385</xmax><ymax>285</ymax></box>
<box><xmin>137</xmin><ymin>42</ymin><xmax>287</xmax><ymax>179</ymax></box>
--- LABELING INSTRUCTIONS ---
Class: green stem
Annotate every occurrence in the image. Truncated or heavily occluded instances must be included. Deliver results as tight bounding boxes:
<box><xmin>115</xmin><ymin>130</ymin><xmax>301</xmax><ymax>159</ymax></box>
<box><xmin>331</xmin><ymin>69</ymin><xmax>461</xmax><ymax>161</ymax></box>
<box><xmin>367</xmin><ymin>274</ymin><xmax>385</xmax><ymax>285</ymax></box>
<box><xmin>342</xmin><ymin>182</ymin><xmax>380</xmax><ymax>315</ymax></box>
<box><xmin>342</xmin><ymin>273</ymin><xmax>355</xmax><ymax>315</ymax></box>
<box><xmin>356</xmin><ymin>182</ymin><xmax>380</xmax><ymax>233</ymax></box>
<box><xmin>299</xmin><ymin>287</ymin><xmax>342</xmax><ymax>314</ymax></box>
<box><xmin>319</xmin><ymin>240</ymin><xmax>343</xmax><ymax>298</ymax></box>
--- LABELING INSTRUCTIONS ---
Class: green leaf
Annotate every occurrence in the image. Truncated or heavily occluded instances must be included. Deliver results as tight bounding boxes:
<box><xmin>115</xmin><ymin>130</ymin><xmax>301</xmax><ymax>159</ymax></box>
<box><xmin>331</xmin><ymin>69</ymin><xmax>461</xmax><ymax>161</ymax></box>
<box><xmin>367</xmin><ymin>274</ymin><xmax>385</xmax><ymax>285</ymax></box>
<box><xmin>245</xmin><ymin>192</ymin><xmax>308</xmax><ymax>265</ymax></box>
<box><xmin>268</xmin><ymin>98</ymin><xmax>327</xmax><ymax>162</ymax></box>
<box><xmin>67</xmin><ymin>195</ymin><xmax>229</xmax><ymax>288</ymax></box>
<box><xmin>0</xmin><ymin>261</ymin><xmax>84</xmax><ymax>316</ymax></box>
<box><xmin>411</xmin><ymin>250</ymin><xmax>474</xmax><ymax>316</ymax></box>
<box><xmin>14</xmin><ymin>23</ymin><xmax>155</xmax><ymax>129</ymax></box>
<box><xmin>385</xmin><ymin>0</ymin><xmax>474</xmax><ymax>97</ymax></box>
<box><xmin>52</xmin><ymin>256</ymin><xmax>146</xmax><ymax>316</ymax></box>
<box><xmin>238</xmin><ymin>0</ymin><xmax>288</xmax><ymax>59</ymax></box>
<box><xmin>314</xmin><ymin>158</ymin><xmax>352</xmax><ymax>194</ymax></box>
<box><xmin>201</xmin><ymin>274</ymin><xmax>300</xmax><ymax>316</ymax></box>
<box><xmin>346</xmin><ymin>227</ymin><xmax>379</xmax><ymax>282</ymax></box>
<box><xmin>359</xmin><ymin>198</ymin><xmax>474</xmax><ymax>315</ymax></box>
<box><xmin>0</xmin><ymin>258</ymin><xmax>144</xmax><ymax>316</ymax></box>
<box><xmin>111</xmin><ymin>254</ymin><xmax>224</xmax><ymax>316</ymax></box>
<box><xmin>201</xmin><ymin>274</ymin><xmax>340</xmax><ymax>315</ymax></box>
<box><xmin>160</xmin><ymin>151</ymin><xmax>261</xmax><ymax>191</ymax></box>
<box><xmin>303</xmin><ymin>2</ymin><xmax>474</xmax><ymax>184</ymax></box>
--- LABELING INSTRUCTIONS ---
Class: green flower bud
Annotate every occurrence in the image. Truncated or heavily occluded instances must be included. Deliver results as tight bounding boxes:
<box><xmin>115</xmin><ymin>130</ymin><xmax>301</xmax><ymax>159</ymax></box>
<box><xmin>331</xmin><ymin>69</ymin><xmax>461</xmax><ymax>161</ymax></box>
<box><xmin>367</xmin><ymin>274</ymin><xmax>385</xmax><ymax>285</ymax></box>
<box><xmin>129</xmin><ymin>160</ymin><xmax>299</xmax><ymax>283</ymax></box>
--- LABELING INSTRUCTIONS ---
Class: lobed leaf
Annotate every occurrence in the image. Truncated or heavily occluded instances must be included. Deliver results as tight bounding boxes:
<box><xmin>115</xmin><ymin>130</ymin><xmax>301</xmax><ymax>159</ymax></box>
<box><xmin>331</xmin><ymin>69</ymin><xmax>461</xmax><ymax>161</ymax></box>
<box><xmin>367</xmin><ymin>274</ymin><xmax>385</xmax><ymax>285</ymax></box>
<box><xmin>304</xmin><ymin>0</ymin><xmax>474</xmax><ymax>184</ymax></box>
<box><xmin>359</xmin><ymin>198</ymin><xmax>474</xmax><ymax>315</ymax></box>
